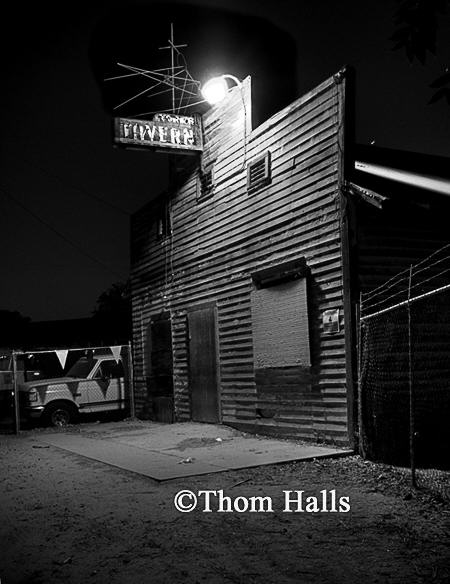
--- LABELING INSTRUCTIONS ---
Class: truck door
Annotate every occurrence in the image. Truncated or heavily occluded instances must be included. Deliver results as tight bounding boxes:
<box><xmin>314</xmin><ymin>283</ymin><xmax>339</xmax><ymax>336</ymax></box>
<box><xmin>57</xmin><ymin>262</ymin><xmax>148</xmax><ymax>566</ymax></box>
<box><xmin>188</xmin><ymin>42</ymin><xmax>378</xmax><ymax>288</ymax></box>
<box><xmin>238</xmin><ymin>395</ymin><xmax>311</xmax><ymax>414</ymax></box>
<box><xmin>88</xmin><ymin>359</ymin><xmax>126</xmax><ymax>412</ymax></box>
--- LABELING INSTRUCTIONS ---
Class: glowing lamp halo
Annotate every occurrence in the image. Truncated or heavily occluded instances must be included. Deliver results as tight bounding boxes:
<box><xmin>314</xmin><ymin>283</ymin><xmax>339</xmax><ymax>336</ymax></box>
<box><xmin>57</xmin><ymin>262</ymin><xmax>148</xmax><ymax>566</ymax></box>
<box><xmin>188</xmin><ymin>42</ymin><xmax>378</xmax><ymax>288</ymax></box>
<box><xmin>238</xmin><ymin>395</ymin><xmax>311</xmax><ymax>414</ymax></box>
<box><xmin>201</xmin><ymin>74</ymin><xmax>242</xmax><ymax>105</ymax></box>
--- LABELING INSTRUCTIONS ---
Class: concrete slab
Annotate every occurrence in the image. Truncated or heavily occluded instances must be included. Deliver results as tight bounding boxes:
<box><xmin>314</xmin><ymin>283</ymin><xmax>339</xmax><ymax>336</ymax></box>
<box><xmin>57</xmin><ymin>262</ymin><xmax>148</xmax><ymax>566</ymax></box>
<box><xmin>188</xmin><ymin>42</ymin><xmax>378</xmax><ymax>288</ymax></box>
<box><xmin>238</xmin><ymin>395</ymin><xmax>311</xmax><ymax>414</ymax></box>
<box><xmin>35</xmin><ymin>421</ymin><xmax>352</xmax><ymax>481</ymax></box>
<box><xmin>38</xmin><ymin>433</ymin><xmax>228</xmax><ymax>480</ymax></box>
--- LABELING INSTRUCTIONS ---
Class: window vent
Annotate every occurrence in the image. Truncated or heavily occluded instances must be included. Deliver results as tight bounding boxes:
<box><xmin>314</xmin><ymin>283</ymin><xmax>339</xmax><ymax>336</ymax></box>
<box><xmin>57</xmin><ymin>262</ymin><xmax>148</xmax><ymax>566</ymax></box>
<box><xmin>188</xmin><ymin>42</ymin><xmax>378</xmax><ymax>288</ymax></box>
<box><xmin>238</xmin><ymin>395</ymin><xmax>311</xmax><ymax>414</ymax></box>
<box><xmin>247</xmin><ymin>151</ymin><xmax>271</xmax><ymax>193</ymax></box>
<box><xmin>198</xmin><ymin>167</ymin><xmax>215</xmax><ymax>200</ymax></box>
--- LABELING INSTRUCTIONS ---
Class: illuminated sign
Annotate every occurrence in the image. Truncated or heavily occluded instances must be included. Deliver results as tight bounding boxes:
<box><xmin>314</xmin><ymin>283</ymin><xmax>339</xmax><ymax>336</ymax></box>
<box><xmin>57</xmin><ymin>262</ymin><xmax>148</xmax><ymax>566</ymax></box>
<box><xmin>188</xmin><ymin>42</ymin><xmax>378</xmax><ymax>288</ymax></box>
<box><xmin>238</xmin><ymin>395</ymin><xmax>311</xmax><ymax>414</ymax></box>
<box><xmin>114</xmin><ymin>113</ymin><xmax>203</xmax><ymax>153</ymax></box>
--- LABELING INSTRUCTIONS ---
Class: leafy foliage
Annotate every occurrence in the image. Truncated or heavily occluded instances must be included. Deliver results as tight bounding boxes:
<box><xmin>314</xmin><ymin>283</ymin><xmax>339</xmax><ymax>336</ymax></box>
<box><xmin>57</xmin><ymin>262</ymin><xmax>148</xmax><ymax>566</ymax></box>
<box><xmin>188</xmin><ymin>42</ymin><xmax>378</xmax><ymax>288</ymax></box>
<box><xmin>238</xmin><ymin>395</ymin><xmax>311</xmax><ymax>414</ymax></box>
<box><xmin>92</xmin><ymin>280</ymin><xmax>132</xmax><ymax>342</ymax></box>
<box><xmin>0</xmin><ymin>310</ymin><xmax>31</xmax><ymax>348</ymax></box>
<box><xmin>391</xmin><ymin>0</ymin><xmax>450</xmax><ymax>104</ymax></box>
<box><xmin>428</xmin><ymin>70</ymin><xmax>450</xmax><ymax>104</ymax></box>
<box><xmin>93</xmin><ymin>281</ymin><xmax>130</xmax><ymax>316</ymax></box>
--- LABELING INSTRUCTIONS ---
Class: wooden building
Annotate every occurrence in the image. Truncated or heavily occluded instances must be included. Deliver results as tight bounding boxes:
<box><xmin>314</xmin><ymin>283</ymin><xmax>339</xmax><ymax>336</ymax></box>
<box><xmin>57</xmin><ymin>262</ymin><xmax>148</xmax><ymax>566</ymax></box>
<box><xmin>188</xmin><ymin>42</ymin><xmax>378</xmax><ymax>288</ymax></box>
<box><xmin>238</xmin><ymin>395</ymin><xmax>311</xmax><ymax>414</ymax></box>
<box><xmin>130</xmin><ymin>65</ymin><xmax>450</xmax><ymax>453</ymax></box>
<box><xmin>131</xmin><ymin>68</ymin><xmax>356</xmax><ymax>446</ymax></box>
<box><xmin>131</xmin><ymin>62</ymin><xmax>450</xmax><ymax>455</ymax></box>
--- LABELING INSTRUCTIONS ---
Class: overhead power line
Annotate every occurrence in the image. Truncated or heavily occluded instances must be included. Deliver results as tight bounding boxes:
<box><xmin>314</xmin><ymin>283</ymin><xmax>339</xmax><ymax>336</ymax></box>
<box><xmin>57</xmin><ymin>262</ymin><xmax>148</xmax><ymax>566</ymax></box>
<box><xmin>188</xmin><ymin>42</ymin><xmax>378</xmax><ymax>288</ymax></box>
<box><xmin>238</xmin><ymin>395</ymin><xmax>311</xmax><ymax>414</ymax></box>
<box><xmin>0</xmin><ymin>185</ymin><xmax>127</xmax><ymax>281</ymax></box>
<box><xmin>1</xmin><ymin>151</ymin><xmax>131</xmax><ymax>216</ymax></box>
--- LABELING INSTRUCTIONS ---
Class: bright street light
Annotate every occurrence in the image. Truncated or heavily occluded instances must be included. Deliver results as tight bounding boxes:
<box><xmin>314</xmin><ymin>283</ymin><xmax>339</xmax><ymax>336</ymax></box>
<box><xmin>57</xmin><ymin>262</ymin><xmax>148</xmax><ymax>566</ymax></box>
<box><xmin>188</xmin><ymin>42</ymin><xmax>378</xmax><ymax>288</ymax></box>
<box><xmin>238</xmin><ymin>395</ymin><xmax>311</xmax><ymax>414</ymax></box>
<box><xmin>201</xmin><ymin>74</ymin><xmax>242</xmax><ymax>105</ymax></box>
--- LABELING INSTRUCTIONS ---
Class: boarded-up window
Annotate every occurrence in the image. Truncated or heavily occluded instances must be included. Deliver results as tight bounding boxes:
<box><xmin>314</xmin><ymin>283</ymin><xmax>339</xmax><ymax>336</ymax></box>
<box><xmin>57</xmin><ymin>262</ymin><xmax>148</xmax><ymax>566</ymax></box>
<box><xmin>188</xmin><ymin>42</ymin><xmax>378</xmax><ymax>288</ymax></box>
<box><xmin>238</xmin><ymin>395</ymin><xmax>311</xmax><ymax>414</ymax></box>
<box><xmin>251</xmin><ymin>278</ymin><xmax>310</xmax><ymax>368</ymax></box>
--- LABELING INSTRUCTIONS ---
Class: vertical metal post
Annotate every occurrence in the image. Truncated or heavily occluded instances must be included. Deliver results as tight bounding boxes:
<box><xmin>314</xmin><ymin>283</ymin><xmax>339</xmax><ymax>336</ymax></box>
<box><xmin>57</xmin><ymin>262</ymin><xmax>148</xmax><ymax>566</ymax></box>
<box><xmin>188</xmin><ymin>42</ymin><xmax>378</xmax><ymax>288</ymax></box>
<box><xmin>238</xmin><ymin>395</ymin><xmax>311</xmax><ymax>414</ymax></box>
<box><xmin>357</xmin><ymin>293</ymin><xmax>365</xmax><ymax>458</ymax></box>
<box><xmin>407</xmin><ymin>265</ymin><xmax>416</xmax><ymax>487</ymax></box>
<box><xmin>127</xmin><ymin>341</ymin><xmax>136</xmax><ymax>419</ymax></box>
<box><xmin>170</xmin><ymin>22</ymin><xmax>175</xmax><ymax>113</ymax></box>
<box><xmin>12</xmin><ymin>351</ymin><xmax>20</xmax><ymax>435</ymax></box>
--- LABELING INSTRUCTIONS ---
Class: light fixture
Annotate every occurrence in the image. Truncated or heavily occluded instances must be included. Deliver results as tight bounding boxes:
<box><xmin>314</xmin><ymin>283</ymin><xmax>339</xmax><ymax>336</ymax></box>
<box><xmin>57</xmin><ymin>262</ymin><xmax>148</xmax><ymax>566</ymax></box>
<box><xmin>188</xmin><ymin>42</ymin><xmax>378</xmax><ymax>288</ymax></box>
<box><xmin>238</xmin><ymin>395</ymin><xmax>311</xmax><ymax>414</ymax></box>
<box><xmin>201</xmin><ymin>74</ymin><xmax>242</xmax><ymax>105</ymax></box>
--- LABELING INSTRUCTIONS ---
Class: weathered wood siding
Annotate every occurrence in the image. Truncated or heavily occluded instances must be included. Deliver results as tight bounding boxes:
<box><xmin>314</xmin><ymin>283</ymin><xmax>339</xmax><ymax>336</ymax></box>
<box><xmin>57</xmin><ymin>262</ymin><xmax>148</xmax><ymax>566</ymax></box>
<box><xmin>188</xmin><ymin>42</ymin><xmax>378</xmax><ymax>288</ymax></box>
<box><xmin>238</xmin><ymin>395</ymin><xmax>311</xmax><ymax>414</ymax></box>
<box><xmin>131</xmin><ymin>71</ymin><xmax>351</xmax><ymax>445</ymax></box>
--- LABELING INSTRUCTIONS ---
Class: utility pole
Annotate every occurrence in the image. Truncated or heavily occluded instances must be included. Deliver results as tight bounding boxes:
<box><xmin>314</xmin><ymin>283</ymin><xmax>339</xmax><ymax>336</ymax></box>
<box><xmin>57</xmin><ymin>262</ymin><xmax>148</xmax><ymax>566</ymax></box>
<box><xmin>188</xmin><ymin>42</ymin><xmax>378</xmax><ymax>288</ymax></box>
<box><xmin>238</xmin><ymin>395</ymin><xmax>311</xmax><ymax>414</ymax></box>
<box><xmin>12</xmin><ymin>351</ymin><xmax>20</xmax><ymax>434</ymax></box>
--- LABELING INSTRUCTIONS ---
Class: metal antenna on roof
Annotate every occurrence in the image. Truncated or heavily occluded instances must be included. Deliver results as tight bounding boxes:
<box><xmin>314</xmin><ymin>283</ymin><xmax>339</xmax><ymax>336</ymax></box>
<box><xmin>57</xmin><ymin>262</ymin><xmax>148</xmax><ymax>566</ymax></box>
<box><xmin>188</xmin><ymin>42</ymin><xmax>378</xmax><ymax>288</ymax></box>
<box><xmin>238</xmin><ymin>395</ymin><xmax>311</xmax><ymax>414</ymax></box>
<box><xmin>105</xmin><ymin>24</ymin><xmax>202</xmax><ymax>117</ymax></box>
<box><xmin>159</xmin><ymin>23</ymin><xmax>187</xmax><ymax>113</ymax></box>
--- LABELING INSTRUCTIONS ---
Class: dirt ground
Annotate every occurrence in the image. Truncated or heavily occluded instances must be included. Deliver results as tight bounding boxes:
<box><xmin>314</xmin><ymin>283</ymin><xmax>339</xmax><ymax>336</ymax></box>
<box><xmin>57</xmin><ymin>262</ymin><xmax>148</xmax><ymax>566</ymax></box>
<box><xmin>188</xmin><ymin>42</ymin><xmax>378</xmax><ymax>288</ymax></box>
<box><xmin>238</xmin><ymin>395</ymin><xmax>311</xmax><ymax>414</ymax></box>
<box><xmin>1</xmin><ymin>422</ymin><xmax>449</xmax><ymax>584</ymax></box>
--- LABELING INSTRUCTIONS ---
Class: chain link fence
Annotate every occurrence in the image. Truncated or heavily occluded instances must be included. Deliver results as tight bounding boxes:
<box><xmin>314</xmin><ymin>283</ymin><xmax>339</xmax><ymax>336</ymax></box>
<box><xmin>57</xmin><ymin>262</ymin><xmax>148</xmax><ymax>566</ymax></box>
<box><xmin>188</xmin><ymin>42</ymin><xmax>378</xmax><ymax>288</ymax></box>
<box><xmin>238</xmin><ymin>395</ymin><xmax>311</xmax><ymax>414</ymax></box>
<box><xmin>0</xmin><ymin>344</ymin><xmax>134</xmax><ymax>433</ymax></box>
<box><xmin>359</xmin><ymin>244</ymin><xmax>450</xmax><ymax>498</ymax></box>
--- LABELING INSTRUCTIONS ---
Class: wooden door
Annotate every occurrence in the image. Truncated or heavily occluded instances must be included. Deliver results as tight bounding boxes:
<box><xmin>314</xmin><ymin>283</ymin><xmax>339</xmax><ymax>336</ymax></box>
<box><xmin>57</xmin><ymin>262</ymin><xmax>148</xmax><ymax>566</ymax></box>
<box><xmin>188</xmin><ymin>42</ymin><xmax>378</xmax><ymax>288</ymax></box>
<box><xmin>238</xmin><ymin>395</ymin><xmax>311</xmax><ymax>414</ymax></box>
<box><xmin>149</xmin><ymin>315</ymin><xmax>173</xmax><ymax>397</ymax></box>
<box><xmin>188</xmin><ymin>305</ymin><xmax>220</xmax><ymax>423</ymax></box>
<box><xmin>147</xmin><ymin>313</ymin><xmax>174</xmax><ymax>422</ymax></box>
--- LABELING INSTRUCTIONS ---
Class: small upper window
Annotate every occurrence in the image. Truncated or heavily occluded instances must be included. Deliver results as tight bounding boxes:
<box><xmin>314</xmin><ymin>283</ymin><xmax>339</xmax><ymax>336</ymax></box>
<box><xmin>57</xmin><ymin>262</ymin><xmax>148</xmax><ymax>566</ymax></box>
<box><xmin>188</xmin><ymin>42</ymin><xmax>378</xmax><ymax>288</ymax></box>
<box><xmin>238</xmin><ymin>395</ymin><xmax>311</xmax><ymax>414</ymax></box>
<box><xmin>197</xmin><ymin>166</ymin><xmax>215</xmax><ymax>201</ymax></box>
<box><xmin>247</xmin><ymin>151</ymin><xmax>271</xmax><ymax>193</ymax></box>
<box><xmin>156</xmin><ymin>203</ymin><xmax>171</xmax><ymax>240</ymax></box>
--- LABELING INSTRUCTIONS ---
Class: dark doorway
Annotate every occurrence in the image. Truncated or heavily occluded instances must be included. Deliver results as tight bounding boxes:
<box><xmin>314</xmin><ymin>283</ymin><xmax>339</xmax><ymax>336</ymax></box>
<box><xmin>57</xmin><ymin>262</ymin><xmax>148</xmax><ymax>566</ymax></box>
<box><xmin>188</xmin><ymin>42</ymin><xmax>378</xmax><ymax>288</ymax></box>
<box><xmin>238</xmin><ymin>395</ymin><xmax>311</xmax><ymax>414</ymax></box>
<box><xmin>147</xmin><ymin>312</ymin><xmax>174</xmax><ymax>423</ymax></box>
<box><xmin>187</xmin><ymin>304</ymin><xmax>220</xmax><ymax>423</ymax></box>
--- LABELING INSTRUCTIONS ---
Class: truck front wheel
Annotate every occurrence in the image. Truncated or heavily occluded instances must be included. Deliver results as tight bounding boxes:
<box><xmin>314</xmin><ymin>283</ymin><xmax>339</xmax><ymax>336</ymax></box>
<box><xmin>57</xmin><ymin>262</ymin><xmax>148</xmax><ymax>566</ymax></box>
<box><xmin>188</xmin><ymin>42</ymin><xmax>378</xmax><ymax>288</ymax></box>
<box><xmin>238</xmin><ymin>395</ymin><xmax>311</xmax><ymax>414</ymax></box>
<box><xmin>44</xmin><ymin>402</ymin><xmax>78</xmax><ymax>427</ymax></box>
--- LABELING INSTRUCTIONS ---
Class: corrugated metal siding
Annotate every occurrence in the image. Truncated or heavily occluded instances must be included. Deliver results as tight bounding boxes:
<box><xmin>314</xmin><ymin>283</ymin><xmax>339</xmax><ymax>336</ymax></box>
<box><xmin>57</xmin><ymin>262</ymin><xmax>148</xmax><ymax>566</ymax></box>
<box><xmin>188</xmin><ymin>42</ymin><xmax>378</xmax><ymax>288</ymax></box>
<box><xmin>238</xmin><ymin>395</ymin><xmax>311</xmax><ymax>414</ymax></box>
<box><xmin>131</xmin><ymin>72</ymin><xmax>350</xmax><ymax>445</ymax></box>
<box><xmin>356</xmin><ymin>200</ymin><xmax>450</xmax><ymax>294</ymax></box>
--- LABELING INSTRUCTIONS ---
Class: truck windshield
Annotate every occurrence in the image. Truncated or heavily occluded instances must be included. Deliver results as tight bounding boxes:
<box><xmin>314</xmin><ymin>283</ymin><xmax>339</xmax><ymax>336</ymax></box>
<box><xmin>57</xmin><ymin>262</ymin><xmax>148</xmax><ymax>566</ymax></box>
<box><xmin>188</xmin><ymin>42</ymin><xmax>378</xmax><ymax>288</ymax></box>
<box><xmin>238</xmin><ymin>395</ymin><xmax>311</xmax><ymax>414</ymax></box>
<box><xmin>67</xmin><ymin>358</ymin><xmax>96</xmax><ymax>379</ymax></box>
<box><xmin>0</xmin><ymin>356</ymin><xmax>11</xmax><ymax>371</ymax></box>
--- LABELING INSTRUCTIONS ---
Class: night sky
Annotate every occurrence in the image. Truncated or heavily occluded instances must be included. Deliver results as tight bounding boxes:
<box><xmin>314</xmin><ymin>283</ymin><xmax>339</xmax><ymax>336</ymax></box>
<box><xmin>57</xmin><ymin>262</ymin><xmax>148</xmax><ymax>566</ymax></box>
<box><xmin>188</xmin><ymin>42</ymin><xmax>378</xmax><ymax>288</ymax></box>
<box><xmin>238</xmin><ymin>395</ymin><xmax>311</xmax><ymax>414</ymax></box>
<box><xmin>1</xmin><ymin>0</ymin><xmax>449</xmax><ymax>322</ymax></box>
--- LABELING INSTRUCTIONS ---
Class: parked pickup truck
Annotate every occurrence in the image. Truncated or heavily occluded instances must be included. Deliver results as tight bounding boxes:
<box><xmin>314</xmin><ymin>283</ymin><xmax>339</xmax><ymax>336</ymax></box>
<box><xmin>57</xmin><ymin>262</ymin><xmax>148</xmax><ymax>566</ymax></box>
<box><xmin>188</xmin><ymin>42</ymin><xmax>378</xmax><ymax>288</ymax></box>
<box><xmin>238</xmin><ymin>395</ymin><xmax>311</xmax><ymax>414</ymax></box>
<box><xmin>19</xmin><ymin>353</ymin><xmax>128</xmax><ymax>426</ymax></box>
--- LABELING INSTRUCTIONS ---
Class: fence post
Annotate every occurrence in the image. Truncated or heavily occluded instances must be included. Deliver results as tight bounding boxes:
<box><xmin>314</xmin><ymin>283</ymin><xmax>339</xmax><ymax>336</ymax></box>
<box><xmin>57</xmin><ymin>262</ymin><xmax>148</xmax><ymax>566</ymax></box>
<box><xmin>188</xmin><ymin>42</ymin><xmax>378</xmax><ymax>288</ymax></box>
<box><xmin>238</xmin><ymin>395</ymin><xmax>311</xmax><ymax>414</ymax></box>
<box><xmin>12</xmin><ymin>351</ymin><xmax>20</xmax><ymax>435</ymax></box>
<box><xmin>407</xmin><ymin>265</ymin><xmax>416</xmax><ymax>488</ymax></box>
<box><xmin>127</xmin><ymin>341</ymin><xmax>136</xmax><ymax>419</ymax></box>
<box><xmin>357</xmin><ymin>293</ymin><xmax>366</xmax><ymax>458</ymax></box>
